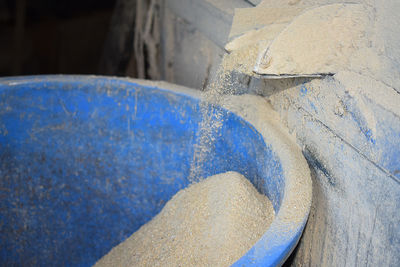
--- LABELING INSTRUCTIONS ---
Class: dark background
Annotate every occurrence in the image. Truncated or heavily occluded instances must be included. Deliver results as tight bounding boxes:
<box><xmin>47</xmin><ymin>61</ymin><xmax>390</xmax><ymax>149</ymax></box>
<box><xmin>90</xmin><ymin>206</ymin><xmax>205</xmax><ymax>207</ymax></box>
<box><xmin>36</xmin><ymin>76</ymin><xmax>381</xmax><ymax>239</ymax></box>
<box><xmin>0</xmin><ymin>0</ymin><xmax>118</xmax><ymax>76</ymax></box>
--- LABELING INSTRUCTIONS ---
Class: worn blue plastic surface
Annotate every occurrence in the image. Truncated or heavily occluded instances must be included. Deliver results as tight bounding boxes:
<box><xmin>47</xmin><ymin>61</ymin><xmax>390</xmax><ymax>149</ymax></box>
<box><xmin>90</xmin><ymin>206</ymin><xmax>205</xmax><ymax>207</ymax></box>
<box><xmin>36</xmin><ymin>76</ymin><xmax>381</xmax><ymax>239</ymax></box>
<box><xmin>0</xmin><ymin>76</ymin><xmax>304</xmax><ymax>266</ymax></box>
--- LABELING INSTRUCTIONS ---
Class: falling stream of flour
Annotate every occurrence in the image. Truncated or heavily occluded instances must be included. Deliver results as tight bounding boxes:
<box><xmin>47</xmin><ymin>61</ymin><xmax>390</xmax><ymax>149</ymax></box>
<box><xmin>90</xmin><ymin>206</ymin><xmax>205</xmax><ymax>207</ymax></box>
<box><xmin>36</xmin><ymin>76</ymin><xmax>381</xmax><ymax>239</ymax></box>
<box><xmin>188</xmin><ymin>43</ymin><xmax>261</xmax><ymax>182</ymax></box>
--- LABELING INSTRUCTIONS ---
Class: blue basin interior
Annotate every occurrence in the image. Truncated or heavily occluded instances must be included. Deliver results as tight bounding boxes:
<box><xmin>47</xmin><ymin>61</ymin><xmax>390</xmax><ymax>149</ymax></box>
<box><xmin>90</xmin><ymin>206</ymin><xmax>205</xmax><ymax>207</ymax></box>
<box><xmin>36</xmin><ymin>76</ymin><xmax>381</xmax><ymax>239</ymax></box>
<box><xmin>0</xmin><ymin>76</ymin><xmax>285</xmax><ymax>266</ymax></box>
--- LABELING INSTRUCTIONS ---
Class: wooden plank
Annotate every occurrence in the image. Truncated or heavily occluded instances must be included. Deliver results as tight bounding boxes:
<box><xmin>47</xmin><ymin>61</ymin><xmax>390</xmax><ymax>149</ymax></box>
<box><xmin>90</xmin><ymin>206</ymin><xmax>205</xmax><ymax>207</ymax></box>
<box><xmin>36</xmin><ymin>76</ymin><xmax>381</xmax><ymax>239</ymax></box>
<box><xmin>270</xmin><ymin>83</ymin><xmax>400</xmax><ymax>266</ymax></box>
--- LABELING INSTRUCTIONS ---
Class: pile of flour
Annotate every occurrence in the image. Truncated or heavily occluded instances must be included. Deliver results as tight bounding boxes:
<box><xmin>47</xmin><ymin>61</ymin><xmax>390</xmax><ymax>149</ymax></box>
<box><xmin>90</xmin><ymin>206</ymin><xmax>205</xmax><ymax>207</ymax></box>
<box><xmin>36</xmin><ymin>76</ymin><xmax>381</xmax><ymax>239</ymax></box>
<box><xmin>95</xmin><ymin>171</ymin><xmax>275</xmax><ymax>267</ymax></box>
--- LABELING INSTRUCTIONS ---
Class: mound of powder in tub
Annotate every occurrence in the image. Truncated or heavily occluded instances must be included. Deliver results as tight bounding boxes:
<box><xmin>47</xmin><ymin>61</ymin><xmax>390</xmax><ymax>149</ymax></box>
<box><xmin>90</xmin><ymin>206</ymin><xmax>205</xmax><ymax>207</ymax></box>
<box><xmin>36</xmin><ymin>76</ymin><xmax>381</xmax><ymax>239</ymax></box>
<box><xmin>95</xmin><ymin>171</ymin><xmax>275</xmax><ymax>267</ymax></box>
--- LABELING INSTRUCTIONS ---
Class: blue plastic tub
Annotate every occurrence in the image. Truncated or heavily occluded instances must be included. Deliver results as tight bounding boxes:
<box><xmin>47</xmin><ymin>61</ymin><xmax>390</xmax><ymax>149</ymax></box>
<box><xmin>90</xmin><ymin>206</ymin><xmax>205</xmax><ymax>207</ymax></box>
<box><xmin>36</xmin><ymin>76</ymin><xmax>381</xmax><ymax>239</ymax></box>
<box><xmin>0</xmin><ymin>75</ymin><xmax>311</xmax><ymax>266</ymax></box>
